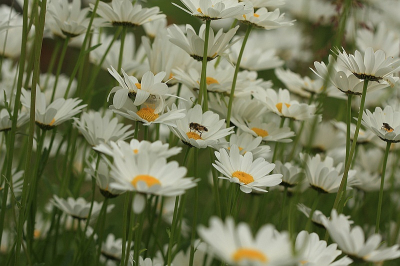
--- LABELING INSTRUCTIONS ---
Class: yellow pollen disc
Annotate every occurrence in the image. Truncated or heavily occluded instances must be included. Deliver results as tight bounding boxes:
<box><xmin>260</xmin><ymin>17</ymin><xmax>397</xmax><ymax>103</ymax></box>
<box><xmin>49</xmin><ymin>118</ymin><xmax>56</xmax><ymax>126</ymax></box>
<box><xmin>135</xmin><ymin>83</ymin><xmax>142</xmax><ymax>89</ymax></box>
<box><xmin>133</xmin><ymin>149</ymin><xmax>139</xmax><ymax>154</ymax></box>
<box><xmin>186</xmin><ymin>131</ymin><xmax>202</xmax><ymax>140</ymax></box>
<box><xmin>228</xmin><ymin>146</ymin><xmax>244</xmax><ymax>151</ymax></box>
<box><xmin>300</xmin><ymin>260</ymin><xmax>308</xmax><ymax>265</ymax></box>
<box><xmin>251</xmin><ymin>127</ymin><xmax>269</xmax><ymax>137</ymax></box>
<box><xmin>232</xmin><ymin>171</ymin><xmax>254</xmax><ymax>184</ymax></box>
<box><xmin>232</xmin><ymin>248</ymin><xmax>267</xmax><ymax>263</ymax></box>
<box><xmin>211</xmin><ymin>52</ymin><xmax>217</xmax><ymax>58</ymax></box>
<box><xmin>131</xmin><ymin>175</ymin><xmax>161</xmax><ymax>189</ymax></box>
<box><xmin>253</xmin><ymin>13</ymin><xmax>260</xmax><ymax>17</ymax></box>
<box><xmin>197</xmin><ymin>7</ymin><xmax>202</xmax><ymax>13</ymax></box>
<box><xmin>34</xmin><ymin>230</ymin><xmax>41</xmax><ymax>239</ymax></box>
<box><xmin>206</xmin><ymin>77</ymin><xmax>219</xmax><ymax>85</ymax></box>
<box><xmin>243</xmin><ymin>14</ymin><xmax>247</xmax><ymax>19</ymax></box>
<box><xmin>169</xmin><ymin>73</ymin><xmax>174</xmax><ymax>80</ymax></box>
<box><xmin>136</xmin><ymin>107</ymin><xmax>159</xmax><ymax>122</ymax></box>
<box><xmin>276</xmin><ymin>102</ymin><xmax>291</xmax><ymax>113</ymax></box>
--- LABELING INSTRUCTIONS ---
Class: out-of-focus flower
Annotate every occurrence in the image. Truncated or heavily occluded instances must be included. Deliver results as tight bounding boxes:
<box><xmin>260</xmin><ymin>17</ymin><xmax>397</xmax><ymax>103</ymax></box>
<box><xmin>168</xmin><ymin>24</ymin><xmax>239</xmax><ymax>61</ymax></box>
<box><xmin>198</xmin><ymin>217</ymin><xmax>295</xmax><ymax>265</ymax></box>
<box><xmin>238</xmin><ymin>7</ymin><xmax>294</xmax><ymax>30</ymax></box>
<box><xmin>322</xmin><ymin>210</ymin><xmax>400</xmax><ymax>263</ymax></box>
<box><xmin>174</xmin><ymin>0</ymin><xmax>252</xmax><ymax>20</ymax></box>
<box><xmin>92</xmin><ymin>0</ymin><xmax>165</xmax><ymax>27</ymax></box>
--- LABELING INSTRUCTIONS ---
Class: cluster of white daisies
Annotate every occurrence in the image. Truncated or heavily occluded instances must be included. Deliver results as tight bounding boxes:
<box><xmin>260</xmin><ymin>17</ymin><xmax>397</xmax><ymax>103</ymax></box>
<box><xmin>2</xmin><ymin>0</ymin><xmax>400</xmax><ymax>265</ymax></box>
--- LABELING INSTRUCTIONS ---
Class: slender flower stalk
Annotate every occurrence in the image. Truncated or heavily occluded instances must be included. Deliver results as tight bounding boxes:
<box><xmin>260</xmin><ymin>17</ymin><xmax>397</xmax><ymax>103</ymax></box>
<box><xmin>376</xmin><ymin>141</ymin><xmax>391</xmax><ymax>233</ymax></box>
<box><xmin>345</xmin><ymin>94</ymin><xmax>352</xmax><ymax>165</ymax></box>
<box><xmin>198</xmin><ymin>20</ymin><xmax>211</xmax><ymax>109</ymax></box>
<box><xmin>117</xmin><ymin>26</ymin><xmax>127</xmax><ymax>73</ymax></box>
<box><xmin>333</xmin><ymin>79</ymin><xmax>369</xmax><ymax>211</ymax></box>
<box><xmin>226</xmin><ymin>24</ymin><xmax>252</xmax><ymax>128</ymax></box>
<box><xmin>50</xmin><ymin>35</ymin><xmax>70</xmax><ymax>102</ymax></box>
<box><xmin>188</xmin><ymin>149</ymin><xmax>199</xmax><ymax>266</ymax></box>
<box><xmin>14</xmin><ymin>0</ymin><xmax>47</xmax><ymax>262</ymax></box>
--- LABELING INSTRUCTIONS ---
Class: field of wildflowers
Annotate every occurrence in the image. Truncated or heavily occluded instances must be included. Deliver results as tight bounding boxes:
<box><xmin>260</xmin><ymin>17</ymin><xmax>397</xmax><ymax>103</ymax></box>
<box><xmin>1</xmin><ymin>0</ymin><xmax>400</xmax><ymax>265</ymax></box>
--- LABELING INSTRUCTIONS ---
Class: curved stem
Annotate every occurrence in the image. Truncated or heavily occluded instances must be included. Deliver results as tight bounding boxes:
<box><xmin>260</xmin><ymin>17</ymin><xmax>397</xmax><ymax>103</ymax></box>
<box><xmin>189</xmin><ymin>149</ymin><xmax>199</xmax><ymax>266</ymax></box>
<box><xmin>345</xmin><ymin>94</ymin><xmax>352</xmax><ymax>165</ymax></box>
<box><xmin>375</xmin><ymin>141</ymin><xmax>391</xmax><ymax>233</ymax></box>
<box><xmin>118</xmin><ymin>26</ymin><xmax>127</xmax><ymax>73</ymax></box>
<box><xmin>272</xmin><ymin>117</ymin><xmax>286</xmax><ymax>162</ymax></box>
<box><xmin>198</xmin><ymin>20</ymin><xmax>211</xmax><ymax>110</ymax></box>
<box><xmin>226</xmin><ymin>25</ymin><xmax>253</xmax><ymax>128</ymax></box>
<box><xmin>333</xmin><ymin>79</ymin><xmax>369</xmax><ymax>212</ymax></box>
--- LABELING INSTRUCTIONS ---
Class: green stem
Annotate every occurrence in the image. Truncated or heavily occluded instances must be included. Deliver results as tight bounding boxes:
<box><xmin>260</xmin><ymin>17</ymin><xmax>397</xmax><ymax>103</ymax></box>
<box><xmin>305</xmin><ymin>192</ymin><xmax>320</xmax><ymax>232</ymax></box>
<box><xmin>279</xmin><ymin>187</ymin><xmax>288</xmax><ymax>230</ymax></box>
<box><xmin>375</xmin><ymin>141</ymin><xmax>391</xmax><ymax>233</ymax></box>
<box><xmin>14</xmin><ymin>0</ymin><xmax>47</xmax><ymax>262</ymax></box>
<box><xmin>272</xmin><ymin>117</ymin><xmax>286</xmax><ymax>162</ymax></box>
<box><xmin>198</xmin><ymin>20</ymin><xmax>211</xmax><ymax>110</ymax></box>
<box><xmin>209</xmin><ymin>148</ymin><xmax>221</xmax><ymax>217</ymax></box>
<box><xmin>64</xmin><ymin>0</ymin><xmax>101</xmax><ymax>98</ymax></box>
<box><xmin>167</xmin><ymin>196</ymin><xmax>180</xmax><ymax>266</ymax></box>
<box><xmin>50</xmin><ymin>36</ymin><xmax>70</xmax><ymax>102</ymax></box>
<box><xmin>118</xmin><ymin>26</ymin><xmax>127</xmax><ymax>73</ymax></box>
<box><xmin>121</xmin><ymin>192</ymin><xmax>133</xmax><ymax>266</ymax></box>
<box><xmin>345</xmin><ymin>94</ymin><xmax>352</xmax><ymax>166</ymax></box>
<box><xmin>133</xmin><ymin>202</ymin><xmax>145</xmax><ymax>266</ymax></box>
<box><xmin>333</xmin><ymin>79</ymin><xmax>369</xmax><ymax>212</ymax></box>
<box><xmin>226</xmin><ymin>25</ymin><xmax>252</xmax><ymax>128</ymax></box>
<box><xmin>189</xmin><ymin>149</ymin><xmax>199</xmax><ymax>266</ymax></box>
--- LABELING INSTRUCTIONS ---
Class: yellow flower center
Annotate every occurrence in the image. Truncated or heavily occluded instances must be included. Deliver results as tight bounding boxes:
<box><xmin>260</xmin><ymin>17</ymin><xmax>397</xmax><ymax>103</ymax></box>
<box><xmin>135</xmin><ymin>83</ymin><xmax>141</xmax><ymax>89</ymax></box>
<box><xmin>136</xmin><ymin>107</ymin><xmax>159</xmax><ymax>122</ymax></box>
<box><xmin>197</xmin><ymin>7</ymin><xmax>202</xmax><ymax>13</ymax></box>
<box><xmin>300</xmin><ymin>260</ymin><xmax>308</xmax><ymax>265</ymax></box>
<box><xmin>206</xmin><ymin>77</ymin><xmax>219</xmax><ymax>85</ymax></box>
<box><xmin>253</xmin><ymin>13</ymin><xmax>260</xmax><ymax>18</ymax></box>
<box><xmin>186</xmin><ymin>132</ymin><xmax>202</xmax><ymax>140</ymax></box>
<box><xmin>49</xmin><ymin>118</ymin><xmax>56</xmax><ymax>126</ymax></box>
<box><xmin>232</xmin><ymin>171</ymin><xmax>254</xmax><ymax>184</ymax></box>
<box><xmin>131</xmin><ymin>174</ymin><xmax>161</xmax><ymax>189</ymax></box>
<box><xmin>276</xmin><ymin>102</ymin><xmax>291</xmax><ymax>113</ymax></box>
<box><xmin>133</xmin><ymin>149</ymin><xmax>139</xmax><ymax>154</ymax></box>
<box><xmin>169</xmin><ymin>73</ymin><xmax>174</xmax><ymax>80</ymax></box>
<box><xmin>228</xmin><ymin>146</ymin><xmax>244</xmax><ymax>151</ymax></box>
<box><xmin>252</xmin><ymin>127</ymin><xmax>269</xmax><ymax>137</ymax></box>
<box><xmin>243</xmin><ymin>14</ymin><xmax>247</xmax><ymax>19</ymax></box>
<box><xmin>232</xmin><ymin>248</ymin><xmax>268</xmax><ymax>263</ymax></box>
<box><xmin>34</xmin><ymin>230</ymin><xmax>41</xmax><ymax>239</ymax></box>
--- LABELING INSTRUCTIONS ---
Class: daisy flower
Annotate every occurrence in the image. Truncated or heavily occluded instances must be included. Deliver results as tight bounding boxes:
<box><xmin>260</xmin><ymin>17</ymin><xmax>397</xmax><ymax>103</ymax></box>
<box><xmin>297</xmin><ymin>204</ymin><xmax>328</xmax><ymax>228</ymax></box>
<box><xmin>142</xmin><ymin>17</ymin><xmax>167</xmax><ymax>38</ymax></box>
<box><xmin>51</xmin><ymin>195</ymin><xmax>114</xmax><ymax>221</ymax></box>
<box><xmin>142</xmin><ymin>29</ymin><xmax>192</xmax><ymax>85</ymax></box>
<box><xmin>254</xmin><ymin>88</ymin><xmax>316</xmax><ymax>121</ymax></box>
<box><xmin>101</xmin><ymin>234</ymin><xmax>133</xmax><ymax>264</ymax></box>
<box><xmin>0</xmin><ymin>109</ymin><xmax>29</xmax><ymax>132</ymax></box>
<box><xmin>73</xmin><ymin>110</ymin><xmax>134</xmax><ymax>146</ymax></box>
<box><xmin>313</xmin><ymin>55</ymin><xmax>391</xmax><ymax>95</ymax></box>
<box><xmin>234</xmin><ymin>117</ymin><xmax>295</xmax><ymax>143</ymax></box>
<box><xmin>230</xmin><ymin>33</ymin><xmax>284</xmax><ymax>71</ymax></box>
<box><xmin>169</xmin><ymin>104</ymin><xmax>234</xmax><ymax>149</ymax></box>
<box><xmin>224</xmin><ymin>131</ymin><xmax>271</xmax><ymax>159</ymax></box>
<box><xmin>332</xmin><ymin>121</ymin><xmax>375</xmax><ymax>144</ymax></box>
<box><xmin>94</xmin><ymin>139</ymin><xmax>181</xmax><ymax>159</ymax></box>
<box><xmin>322</xmin><ymin>210</ymin><xmax>400</xmax><ymax>263</ymax></box>
<box><xmin>295</xmin><ymin>231</ymin><xmax>352</xmax><ymax>266</ymax></box>
<box><xmin>240</xmin><ymin>0</ymin><xmax>285</xmax><ymax>8</ymax></box>
<box><xmin>92</xmin><ymin>0</ymin><xmax>165</xmax><ymax>27</ymax></box>
<box><xmin>356</xmin><ymin>22</ymin><xmax>399</xmax><ymax>58</ymax></box>
<box><xmin>111</xmin><ymin>100</ymin><xmax>186</xmax><ymax>127</ymax></box>
<box><xmin>85</xmin><ymin>158</ymin><xmax>124</xmax><ymax>198</ymax></box>
<box><xmin>275</xmin><ymin>68</ymin><xmax>344</xmax><ymax>99</ymax></box>
<box><xmin>301</xmin><ymin>153</ymin><xmax>358</xmax><ymax>194</ymax></box>
<box><xmin>273</xmin><ymin>160</ymin><xmax>302</xmax><ymax>188</ymax></box>
<box><xmin>362</xmin><ymin>105</ymin><xmax>400</xmax><ymax>143</ymax></box>
<box><xmin>90</xmin><ymin>33</ymin><xmax>145</xmax><ymax>75</ymax></box>
<box><xmin>107</xmin><ymin>147</ymin><xmax>197</xmax><ymax>196</ymax></box>
<box><xmin>108</xmin><ymin>67</ymin><xmax>170</xmax><ymax>111</ymax></box>
<box><xmin>299</xmin><ymin>121</ymin><xmax>345</xmax><ymax>153</ymax></box>
<box><xmin>21</xmin><ymin>88</ymin><xmax>86</xmax><ymax>130</ymax></box>
<box><xmin>0</xmin><ymin>6</ymin><xmax>27</xmax><ymax>58</ymax></box>
<box><xmin>238</xmin><ymin>7</ymin><xmax>294</xmax><ymax>30</ymax></box>
<box><xmin>168</xmin><ymin>24</ymin><xmax>239</xmax><ymax>61</ymax></box>
<box><xmin>213</xmin><ymin>145</ymin><xmax>282</xmax><ymax>193</ymax></box>
<box><xmin>174</xmin><ymin>0</ymin><xmax>252</xmax><ymax>20</ymax></box>
<box><xmin>198</xmin><ymin>217</ymin><xmax>295</xmax><ymax>265</ymax></box>
<box><xmin>335</xmin><ymin>47</ymin><xmax>400</xmax><ymax>86</ymax></box>
<box><xmin>46</xmin><ymin>0</ymin><xmax>102</xmax><ymax>38</ymax></box>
